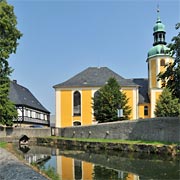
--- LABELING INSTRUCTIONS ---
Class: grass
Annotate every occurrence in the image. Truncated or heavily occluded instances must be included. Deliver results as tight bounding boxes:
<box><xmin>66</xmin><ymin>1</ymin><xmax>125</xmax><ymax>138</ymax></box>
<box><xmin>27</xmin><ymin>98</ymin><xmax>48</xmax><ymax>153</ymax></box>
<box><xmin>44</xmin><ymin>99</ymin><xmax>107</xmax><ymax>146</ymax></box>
<box><xmin>0</xmin><ymin>141</ymin><xmax>7</xmax><ymax>148</ymax></box>
<box><xmin>41</xmin><ymin>165</ymin><xmax>60</xmax><ymax>180</ymax></box>
<box><xmin>31</xmin><ymin>162</ymin><xmax>60</xmax><ymax>180</ymax></box>
<box><xmin>48</xmin><ymin>136</ymin><xmax>178</xmax><ymax>146</ymax></box>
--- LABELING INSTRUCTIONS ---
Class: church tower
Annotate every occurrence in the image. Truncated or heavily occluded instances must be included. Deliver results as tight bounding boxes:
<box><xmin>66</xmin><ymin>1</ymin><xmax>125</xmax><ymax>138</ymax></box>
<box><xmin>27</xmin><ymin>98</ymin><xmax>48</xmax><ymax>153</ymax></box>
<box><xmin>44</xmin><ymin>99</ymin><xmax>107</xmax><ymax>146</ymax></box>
<box><xmin>147</xmin><ymin>9</ymin><xmax>174</xmax><ymax>117</ymax></box>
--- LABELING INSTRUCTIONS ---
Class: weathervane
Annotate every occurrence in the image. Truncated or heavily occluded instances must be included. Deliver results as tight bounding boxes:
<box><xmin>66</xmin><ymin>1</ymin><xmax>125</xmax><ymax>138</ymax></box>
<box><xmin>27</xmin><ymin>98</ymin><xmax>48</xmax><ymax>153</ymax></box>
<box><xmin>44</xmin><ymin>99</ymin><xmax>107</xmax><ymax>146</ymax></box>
<box><xmin>156</xmin><ymin>3</ymin><xmax>161</xmax><ymax>21</ymax></box>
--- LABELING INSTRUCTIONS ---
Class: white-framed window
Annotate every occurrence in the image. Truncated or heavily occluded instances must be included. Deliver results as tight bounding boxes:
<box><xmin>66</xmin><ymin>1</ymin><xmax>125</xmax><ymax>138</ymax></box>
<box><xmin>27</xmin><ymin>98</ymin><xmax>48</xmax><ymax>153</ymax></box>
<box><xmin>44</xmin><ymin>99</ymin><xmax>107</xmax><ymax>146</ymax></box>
<box><xmin>73</xmin><ymin>91</ymin><xmax>81</xmax><ymax>116</ymax></box>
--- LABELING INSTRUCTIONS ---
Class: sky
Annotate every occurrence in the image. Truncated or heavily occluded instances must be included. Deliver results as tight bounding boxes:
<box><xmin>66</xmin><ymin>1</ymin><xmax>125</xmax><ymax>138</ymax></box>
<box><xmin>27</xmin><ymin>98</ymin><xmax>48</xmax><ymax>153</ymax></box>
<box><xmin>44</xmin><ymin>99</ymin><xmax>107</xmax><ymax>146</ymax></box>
<box><xmin>8</xmin><ymin>0</ymin><xmax>180</xmax><ymax>114</ymax></box>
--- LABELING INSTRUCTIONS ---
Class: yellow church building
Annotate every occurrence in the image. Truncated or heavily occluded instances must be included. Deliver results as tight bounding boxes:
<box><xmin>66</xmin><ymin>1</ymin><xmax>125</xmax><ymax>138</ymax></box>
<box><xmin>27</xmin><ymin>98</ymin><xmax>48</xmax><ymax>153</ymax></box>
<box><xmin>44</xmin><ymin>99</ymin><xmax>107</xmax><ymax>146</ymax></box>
<box><xmin>53</xmin><ymin>13</ymin><xmax>174</xmax><ymax>128</ymax></box>
<box><xmin>56</xmin><ymin>155</ymin><xmax>139</xmax><ymax>180</ymax></box>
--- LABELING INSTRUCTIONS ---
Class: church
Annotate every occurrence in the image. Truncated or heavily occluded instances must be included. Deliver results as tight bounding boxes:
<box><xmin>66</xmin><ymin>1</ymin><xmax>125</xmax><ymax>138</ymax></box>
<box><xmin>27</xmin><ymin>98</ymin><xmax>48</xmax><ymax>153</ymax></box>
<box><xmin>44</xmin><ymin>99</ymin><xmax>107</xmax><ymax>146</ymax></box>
<box><xmin>53</xmin><ymin>12</ymin><xmax>174</xmax><ymax>128</ymax></box>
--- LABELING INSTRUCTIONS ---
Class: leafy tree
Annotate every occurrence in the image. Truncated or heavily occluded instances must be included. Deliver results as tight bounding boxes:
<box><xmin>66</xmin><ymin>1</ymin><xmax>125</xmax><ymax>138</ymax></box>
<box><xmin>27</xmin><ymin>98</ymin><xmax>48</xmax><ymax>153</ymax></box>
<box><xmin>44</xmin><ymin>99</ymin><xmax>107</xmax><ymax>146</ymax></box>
<box><xmin>0</xmin><ymin>0</ymin><xmax>22</xmax><ymax>126</ymax></box>
<box><xmin>154</xmin><ymin>88</ymin><xmax>180</xmax><ymax>117</ymax></box>
<box><xmin>158</xmin><ymin>23</ymin><xmax>180</xmax><ymax>100</ymax></box>
<box><xmin>92</xmin><ymin>77</ymin><xmax>131</xmax><ymax>123</ymax></box>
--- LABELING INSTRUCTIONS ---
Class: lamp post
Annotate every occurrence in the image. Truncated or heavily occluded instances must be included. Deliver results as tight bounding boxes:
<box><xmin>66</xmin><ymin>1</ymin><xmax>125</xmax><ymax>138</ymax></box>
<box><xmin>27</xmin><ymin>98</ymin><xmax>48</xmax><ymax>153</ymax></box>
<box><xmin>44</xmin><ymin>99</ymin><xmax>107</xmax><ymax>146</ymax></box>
<box><xmin>117</xmin><ymin>106</ymin><xmax>123</xmax><ymax>119</ymax></box>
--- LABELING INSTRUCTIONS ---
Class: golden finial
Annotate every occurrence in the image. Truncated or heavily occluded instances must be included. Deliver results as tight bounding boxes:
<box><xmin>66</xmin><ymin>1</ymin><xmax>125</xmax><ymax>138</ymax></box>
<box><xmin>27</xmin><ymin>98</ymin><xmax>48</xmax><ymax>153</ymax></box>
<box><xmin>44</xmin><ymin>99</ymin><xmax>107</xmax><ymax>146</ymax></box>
<box><xmin>157</xmin><ymin>4</ymin><xmax>160</xmax><ymax>13</ymax></box>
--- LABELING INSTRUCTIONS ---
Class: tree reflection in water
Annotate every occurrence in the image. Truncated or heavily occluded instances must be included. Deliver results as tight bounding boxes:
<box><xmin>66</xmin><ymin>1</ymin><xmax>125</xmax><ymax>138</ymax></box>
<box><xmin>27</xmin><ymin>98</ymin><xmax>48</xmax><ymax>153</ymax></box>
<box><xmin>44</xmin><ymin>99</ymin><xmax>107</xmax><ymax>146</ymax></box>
<box><xmin>93</xmin><ymin>165</ymin><xmax>138</xmax><ymax>180</ymax></box>
<box><xmin>15</xmin><ymin>144</ymin><xmax>179</xmax><ymax>180</ymax></box>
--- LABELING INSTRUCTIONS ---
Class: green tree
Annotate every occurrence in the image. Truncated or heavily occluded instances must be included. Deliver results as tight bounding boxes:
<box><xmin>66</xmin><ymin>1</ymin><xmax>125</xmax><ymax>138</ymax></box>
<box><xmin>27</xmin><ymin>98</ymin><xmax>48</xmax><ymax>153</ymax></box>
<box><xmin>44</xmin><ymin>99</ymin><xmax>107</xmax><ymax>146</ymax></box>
<box><xmin>92</xmin><ymin>77</ymin><xmax>131</xmax><ymax>123</ymax></box>
<box><xmin>158</xmin><ymin>23</ymin><xmax>180</xmax><ymax>100</ymax></box>
<box><xmin>0</xmin><ymin>0</ymin><xmax>22</xmax><ymax>126</ymax></box>
<box><xmin>154</xmin><ymin>88</ymin><xmax>180</xmax><ymax>117</ymax></box>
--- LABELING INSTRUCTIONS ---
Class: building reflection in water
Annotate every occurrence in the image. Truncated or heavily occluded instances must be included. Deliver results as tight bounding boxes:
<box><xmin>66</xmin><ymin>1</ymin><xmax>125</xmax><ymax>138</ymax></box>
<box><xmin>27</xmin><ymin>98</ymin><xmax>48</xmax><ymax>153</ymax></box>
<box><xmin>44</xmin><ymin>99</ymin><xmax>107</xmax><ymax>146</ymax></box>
<box><xmin>18</xmin><ymin>145</ymin><xmax>51</xmax><ymax>165</ymax></box>
<box><xmin>56</xmin><ymin>155</ymin><xmax>139</xmax><ymax>180</ymax></box>
<box><xmin>18</xmin><ymin>146</ymin><xmax>179</xmax><ymax>180</ymax></box>
<box><xmin>18</xmin><ymin>146</ymin><xmax>139</xmax><ymax>180</ymax></box>
<box><xmin>24</xmin><ymin>153</ymin><xmax>50</xmax><ymax>164</ymax></box>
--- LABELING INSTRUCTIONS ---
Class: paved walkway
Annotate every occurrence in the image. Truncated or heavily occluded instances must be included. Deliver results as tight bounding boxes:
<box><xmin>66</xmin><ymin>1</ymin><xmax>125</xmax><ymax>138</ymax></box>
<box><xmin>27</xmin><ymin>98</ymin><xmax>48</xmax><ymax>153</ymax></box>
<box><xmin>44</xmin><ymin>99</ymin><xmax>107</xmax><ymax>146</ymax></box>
<box><xmin>0</xmin><ymin>148</ymin><xmax>48</xmax><ymax>180</ymax></box>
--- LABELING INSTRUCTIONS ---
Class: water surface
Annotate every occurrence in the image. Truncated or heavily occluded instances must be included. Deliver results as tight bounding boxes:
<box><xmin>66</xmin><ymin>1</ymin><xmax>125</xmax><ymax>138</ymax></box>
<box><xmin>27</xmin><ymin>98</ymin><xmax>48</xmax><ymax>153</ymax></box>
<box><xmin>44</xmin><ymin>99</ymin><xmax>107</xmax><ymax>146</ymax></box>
<box><xmin>16</xmin><ymin>145</ymin><xmax>180</xmax><ymax>180</ymax></box>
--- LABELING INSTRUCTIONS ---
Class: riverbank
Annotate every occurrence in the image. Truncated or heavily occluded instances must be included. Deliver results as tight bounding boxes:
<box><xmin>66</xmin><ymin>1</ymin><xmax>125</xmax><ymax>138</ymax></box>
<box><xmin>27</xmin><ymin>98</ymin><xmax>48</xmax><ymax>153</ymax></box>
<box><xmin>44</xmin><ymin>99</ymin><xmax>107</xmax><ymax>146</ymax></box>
<box><xmin>0</xmin><ymin>137</ymin><xmax>179</xmax><ymax>179</ymax></box>
<box><xmin>1</xmin><ymin>136</ymin><xmax>179</xmax><ymax>156</ymax></box>
<box><xmin>36</xmin><ymin>137</ymin><xmax>180</xmax><ymax>156</ymax></box>
<box><xmin>0</xmin><ymin>147</ymin><xmax>48</xmax><ymax>180</ymax></box>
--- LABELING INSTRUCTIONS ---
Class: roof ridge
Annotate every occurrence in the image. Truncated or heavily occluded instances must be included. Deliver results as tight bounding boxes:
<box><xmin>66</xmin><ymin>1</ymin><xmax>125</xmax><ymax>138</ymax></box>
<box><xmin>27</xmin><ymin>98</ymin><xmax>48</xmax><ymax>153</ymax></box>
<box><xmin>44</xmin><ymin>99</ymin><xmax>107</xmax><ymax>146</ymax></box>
<box><xmin>54</xmin><ymin>66</ymin><xmax>138</xmax><ymax>88</ymax></box>
<box><xmin>9</xmin><ymin>81</ymin><xmax>50</xmax><ymax>113</ymax></box>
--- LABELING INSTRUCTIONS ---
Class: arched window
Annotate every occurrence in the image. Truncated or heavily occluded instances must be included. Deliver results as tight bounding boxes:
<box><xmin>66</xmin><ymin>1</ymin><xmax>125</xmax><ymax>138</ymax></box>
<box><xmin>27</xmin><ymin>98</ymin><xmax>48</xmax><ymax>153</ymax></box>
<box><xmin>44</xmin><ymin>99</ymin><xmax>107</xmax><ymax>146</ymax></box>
<box><xmin>155</xmin><ymin>34</ymin><xmax>158</xmax><ymax>42</ymax></box>
<box><xmin>160</xmin><ymin>59</ymin><xmax>165</xmax><ymax>66</ymax></box>
<box><xmin>73</xmin><ymin>121</ymin><xmax>81</xmax><ymax>126</ymax></box>
<box><xmin>144</xmin><ymin>106</ymin><xmax>148</xmax><ymax>116</ymax></box>
<box><xmin>159</xmin><ymin>34</ymin><xmax>162</xmax><ymax>41</ymax></box>
<box><xmin>161</xmin><ymin>80</ymin><xmax>166</xmax><ymax>87</ymax></box>
<box><xmin>73</xmin><ymin>91</ymin><xmax>81</xmax><ymax>116</ymax></box>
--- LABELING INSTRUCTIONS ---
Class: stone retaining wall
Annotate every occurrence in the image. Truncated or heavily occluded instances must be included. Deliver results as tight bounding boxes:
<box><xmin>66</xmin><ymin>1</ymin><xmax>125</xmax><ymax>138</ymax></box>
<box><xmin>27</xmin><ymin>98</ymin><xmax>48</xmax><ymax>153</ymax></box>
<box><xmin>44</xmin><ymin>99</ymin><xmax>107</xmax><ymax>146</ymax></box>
<box><xmin>0</xmin><ymin>127</ymin><xmax>51</xmax><ymax>138</ymax></box>
<box><xmin>57</xmin><ymin>117</ymin><xmax>180</xmax><ymax>143</ymax></box>
<box><xmin>36</xmin><ymin>138</ymin><xmax>178</xmax><ymax>156</ymax></box>
<box><xmin>1</xmin><ymin>117</ymin><xmax>179</xmax><ymax>143</ymax></box>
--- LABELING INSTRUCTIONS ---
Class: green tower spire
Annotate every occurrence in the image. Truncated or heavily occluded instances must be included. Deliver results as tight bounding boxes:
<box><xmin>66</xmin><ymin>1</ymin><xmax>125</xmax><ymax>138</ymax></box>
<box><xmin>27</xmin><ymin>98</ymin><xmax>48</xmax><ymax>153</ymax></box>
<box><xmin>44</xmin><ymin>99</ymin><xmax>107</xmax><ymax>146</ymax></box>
<box><xmin>153</xmin><ymin>7</ymin><xmax>166</xmax><ymax>44</ymax></box>
<box><xmin>147</xmin><ymin>7</ymin><xmax>169</xmax><ymax>58</ymax></box>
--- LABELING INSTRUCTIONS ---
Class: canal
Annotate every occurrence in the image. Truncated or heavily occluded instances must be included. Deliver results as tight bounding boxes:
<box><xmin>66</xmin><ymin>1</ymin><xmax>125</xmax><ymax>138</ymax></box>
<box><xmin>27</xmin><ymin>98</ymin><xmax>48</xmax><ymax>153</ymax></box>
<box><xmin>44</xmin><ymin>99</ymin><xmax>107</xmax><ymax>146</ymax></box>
<box><xmin>16</xmin><ymin>144</ymin><xmax>179</xmax><ymax>180</ymax></box>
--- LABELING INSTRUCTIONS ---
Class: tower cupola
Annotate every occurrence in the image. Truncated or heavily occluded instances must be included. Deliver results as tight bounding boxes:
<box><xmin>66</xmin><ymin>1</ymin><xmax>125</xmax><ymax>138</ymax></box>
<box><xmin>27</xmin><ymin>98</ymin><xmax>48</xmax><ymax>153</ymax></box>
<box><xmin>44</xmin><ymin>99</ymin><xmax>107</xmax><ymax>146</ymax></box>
<box><xmin>147</xmin><ymin>9</ymin><xmax>169</xmax><ymax>58</ymax></box>
<box><xmin>153</xmin><ymin>17</ymin><xmax>165</xmax><ymax>34</ymax></box>
<box><xmin>153</xmin><ymin>10</ymin><xmax>166</xmax><ymax>46</ymax></box>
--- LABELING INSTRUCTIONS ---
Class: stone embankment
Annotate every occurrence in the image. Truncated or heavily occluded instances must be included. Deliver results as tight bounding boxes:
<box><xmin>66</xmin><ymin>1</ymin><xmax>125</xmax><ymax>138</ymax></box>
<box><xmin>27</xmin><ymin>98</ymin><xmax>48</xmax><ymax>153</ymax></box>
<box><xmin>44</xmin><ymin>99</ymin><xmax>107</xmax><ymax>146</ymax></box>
<box><xmin>0</xmin><ymin>147</ymin><xmax>48</xmax><ymax>180</ymax></box>
<box><xmin>37</xmin><ymin>138</ymin><xmax>179</xmax><ymax>156</ymax></box>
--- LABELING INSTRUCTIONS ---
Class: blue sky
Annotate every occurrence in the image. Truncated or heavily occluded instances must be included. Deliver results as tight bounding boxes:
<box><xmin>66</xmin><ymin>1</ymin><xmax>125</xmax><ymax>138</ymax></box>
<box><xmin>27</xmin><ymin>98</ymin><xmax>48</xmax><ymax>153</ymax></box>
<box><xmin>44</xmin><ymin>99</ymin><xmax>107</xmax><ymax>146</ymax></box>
<box><xmin>8</xmin><ymin>0</ymin><xmax>180</xmax><ymax>114</ymax></box>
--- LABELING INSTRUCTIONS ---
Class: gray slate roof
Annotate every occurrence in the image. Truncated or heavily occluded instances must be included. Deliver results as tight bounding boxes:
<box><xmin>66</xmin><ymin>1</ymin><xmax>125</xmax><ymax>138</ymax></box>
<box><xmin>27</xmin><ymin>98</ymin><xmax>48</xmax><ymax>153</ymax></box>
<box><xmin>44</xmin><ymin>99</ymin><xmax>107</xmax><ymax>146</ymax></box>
<box><xmin>9</xmin><ymin>81</ymin><xmax>50</xmax><ymax>113</ymax></box>
<box><xmin>132</xmin><ymin>78</ymin><xmax>150</xmax><ymax>104</ymax></box>
<box><xmin>54</xmin><ymin>67</ymin><xmax>138</xmax><ymax>88</ymax></box>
